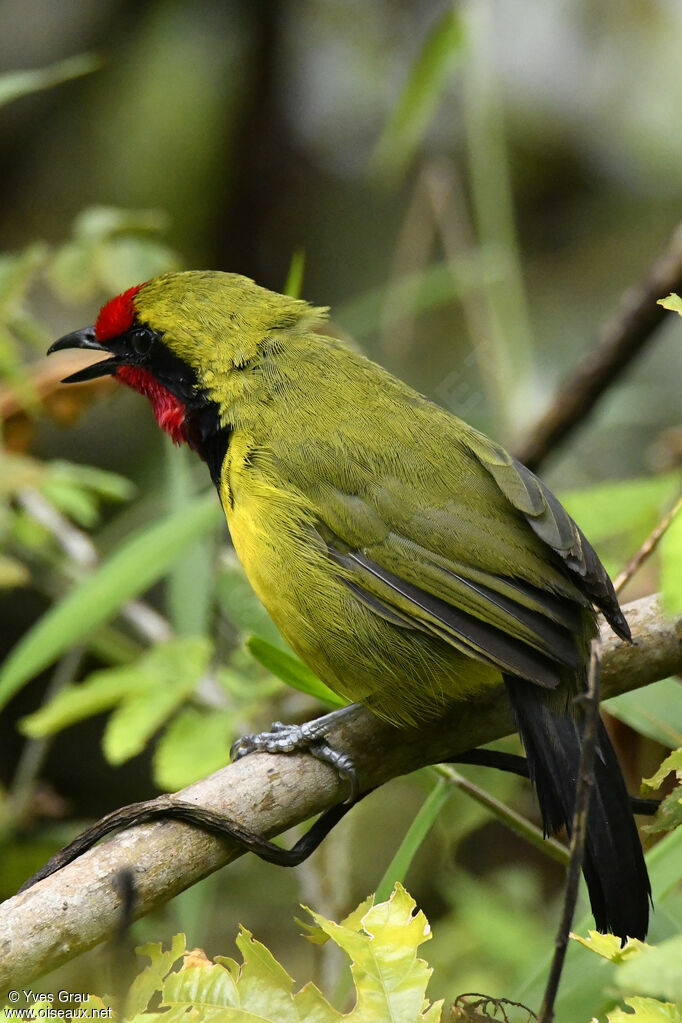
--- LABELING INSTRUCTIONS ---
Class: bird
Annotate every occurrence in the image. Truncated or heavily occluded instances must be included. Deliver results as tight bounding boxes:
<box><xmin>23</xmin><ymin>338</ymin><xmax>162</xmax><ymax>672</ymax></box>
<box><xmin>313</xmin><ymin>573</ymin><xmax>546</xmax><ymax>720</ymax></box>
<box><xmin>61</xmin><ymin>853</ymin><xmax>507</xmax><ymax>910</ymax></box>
<box><xmin>48</xmin><ymin>270</ymin><xmax>651</xmax><ymax>941</ymax></box>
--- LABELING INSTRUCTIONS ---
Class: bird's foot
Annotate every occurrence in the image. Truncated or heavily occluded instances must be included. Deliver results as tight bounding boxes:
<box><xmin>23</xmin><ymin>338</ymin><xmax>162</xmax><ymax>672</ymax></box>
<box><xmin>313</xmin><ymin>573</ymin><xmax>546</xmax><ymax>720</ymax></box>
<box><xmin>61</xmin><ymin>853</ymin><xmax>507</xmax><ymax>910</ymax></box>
<box><xmin>230</xmin><ymin>706</ymin><xmax>363</xmax><ymax>802</ymax></box>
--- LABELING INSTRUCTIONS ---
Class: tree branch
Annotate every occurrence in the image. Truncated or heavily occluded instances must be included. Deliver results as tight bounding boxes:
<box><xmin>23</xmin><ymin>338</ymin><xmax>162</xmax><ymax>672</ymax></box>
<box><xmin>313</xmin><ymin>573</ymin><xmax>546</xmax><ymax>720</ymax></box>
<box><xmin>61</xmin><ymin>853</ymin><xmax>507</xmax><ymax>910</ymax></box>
<box><xmin>517</xmin><ymin>223</ymin><xmax>682</xmax><ymax>471</ymax></box>
<box><xmin>1</xmin><ymin>592</ymin><xmax>679</xmax><ymax>991</ymax></box>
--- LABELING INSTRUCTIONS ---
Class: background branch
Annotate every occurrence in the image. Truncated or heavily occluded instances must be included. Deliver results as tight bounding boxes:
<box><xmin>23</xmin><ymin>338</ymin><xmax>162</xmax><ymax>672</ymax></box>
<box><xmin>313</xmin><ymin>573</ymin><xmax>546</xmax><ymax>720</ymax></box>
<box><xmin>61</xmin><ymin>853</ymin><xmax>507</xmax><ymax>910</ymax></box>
<box><xmin>0</xmin><ymin>592</ymin><xmax>679</xmax><ymax>991</ymax></box>
<box><xmin>517</xmin><ymin>223</ymin><xmax>682</xmax><ymax>471</ymax></box>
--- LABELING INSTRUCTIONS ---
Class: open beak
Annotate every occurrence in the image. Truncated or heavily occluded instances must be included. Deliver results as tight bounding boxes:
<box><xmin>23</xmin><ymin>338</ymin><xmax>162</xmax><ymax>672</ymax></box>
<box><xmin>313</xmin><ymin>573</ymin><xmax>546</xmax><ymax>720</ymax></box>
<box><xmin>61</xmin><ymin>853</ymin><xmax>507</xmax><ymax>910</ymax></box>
<box><xmin>47</xmin><ymin>327</ymin><xmax>121</xmax><ymax>383</ymax></box>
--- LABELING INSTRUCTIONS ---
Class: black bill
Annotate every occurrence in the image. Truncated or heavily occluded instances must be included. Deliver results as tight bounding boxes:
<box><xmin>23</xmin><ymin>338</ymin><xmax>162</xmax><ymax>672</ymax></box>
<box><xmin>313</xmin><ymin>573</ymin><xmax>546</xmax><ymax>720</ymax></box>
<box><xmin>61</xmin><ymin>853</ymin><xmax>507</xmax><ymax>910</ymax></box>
<box><xmin>47</xmin><ymin>327</ymin><xmax>121</xmax><ymax>383</ymax></box>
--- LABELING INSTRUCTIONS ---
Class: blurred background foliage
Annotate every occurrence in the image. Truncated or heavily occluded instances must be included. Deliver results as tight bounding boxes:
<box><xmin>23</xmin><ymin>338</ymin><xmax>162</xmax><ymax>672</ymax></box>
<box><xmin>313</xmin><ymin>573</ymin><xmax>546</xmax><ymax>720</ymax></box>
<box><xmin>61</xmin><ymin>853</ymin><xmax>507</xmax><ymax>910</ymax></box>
<box><xmin>0</xmin><ymin>0</ymin><xmax>681</xmax><ymax>1015</ymax></box>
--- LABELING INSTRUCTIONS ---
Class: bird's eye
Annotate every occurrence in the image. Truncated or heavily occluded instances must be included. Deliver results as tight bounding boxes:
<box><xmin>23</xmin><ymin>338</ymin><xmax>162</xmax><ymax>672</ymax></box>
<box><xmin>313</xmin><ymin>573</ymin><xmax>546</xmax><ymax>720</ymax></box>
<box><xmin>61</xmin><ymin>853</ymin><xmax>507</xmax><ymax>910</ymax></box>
<box><xmin>130</xmin><ymin>328</ymin><xmax>154</xmax><ymax>357</ymax></box>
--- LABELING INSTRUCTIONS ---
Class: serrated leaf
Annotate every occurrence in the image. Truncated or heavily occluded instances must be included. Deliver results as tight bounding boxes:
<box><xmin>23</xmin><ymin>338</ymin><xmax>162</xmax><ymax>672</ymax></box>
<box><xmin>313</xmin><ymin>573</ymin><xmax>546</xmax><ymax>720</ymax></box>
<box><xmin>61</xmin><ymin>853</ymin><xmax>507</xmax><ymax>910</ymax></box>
<box><xmin>646</xmin><ymin>789</ymin><xmax>682</xmax><ymax>835</ymax></box>
<box><xmin>127</xmin><ymin>934</ymin><xmax>187</xmax><ymax>1016</ymax></box>
<box><xmin>162</xmin><ymin>960</ymin><xmax>239</xmax><ymax>1009</ymax></box>
<box><xmin>616</xmin><ymin>935</ymin><xmax>682</xmax><ymax>1003</ymax></box>
<box><xmin>120</xmin><ymin>890</ymin><xmax>441</xmax><ymax>1022</ymax></box>
<box><xmin>608</xmin><ymin>998</ymin><xmax>682</xmax><ymax>1023</ymax></box>
<box><xmin>0</xmin><ymin>492</ymin><xmax>221</xmax><ymax>710</ymax></box>
<box><xmin>643</xmin><ymin>750</ymin><xmax>682</xmax><ymax>792</ymax></box>
<box><xmin>246</xmin><ymin>636</ymin><xmax>345</xmax><ymax>708</ymax></box>
<box><xmin>153</xmin><ymin>706</ymin><xmax>236</xmax><ymax>790</ymax></box>
<box><xmin>571</xmin><ymin>930</ymin><xmax>650</xmax><ymax>963</ymax></box>
<box><xmin>643</xmin><ymin>748</ymin><xmax>682</xmax><ymax>835</ymax></box>
<box><xmin>658</xmin><ymin>293</ymin><xmax>682</xmax><ymax>316</ymax></box>
<box><xmin>606</xmin><ymin>679</ymin><xmax>682</xmax><ymax>748</ymax></box>
<box><xmin>661</xmin><ymin>503</ymin><xmax>682</xmax><ymax>616</ymax></box>
<box><xmin>306</xmin><ymin>884</ymin><xmax>438</xmax><ymax>1023</ymax></box>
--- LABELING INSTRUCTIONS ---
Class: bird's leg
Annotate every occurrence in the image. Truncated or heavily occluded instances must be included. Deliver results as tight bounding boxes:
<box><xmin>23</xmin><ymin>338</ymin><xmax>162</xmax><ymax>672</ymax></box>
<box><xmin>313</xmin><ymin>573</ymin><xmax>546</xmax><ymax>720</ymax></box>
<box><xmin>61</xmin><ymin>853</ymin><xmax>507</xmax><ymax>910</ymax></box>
<box><xmin>230</xmin><ymin>703</ymin><xmax>364</xmax><ymax>800</ymax></box>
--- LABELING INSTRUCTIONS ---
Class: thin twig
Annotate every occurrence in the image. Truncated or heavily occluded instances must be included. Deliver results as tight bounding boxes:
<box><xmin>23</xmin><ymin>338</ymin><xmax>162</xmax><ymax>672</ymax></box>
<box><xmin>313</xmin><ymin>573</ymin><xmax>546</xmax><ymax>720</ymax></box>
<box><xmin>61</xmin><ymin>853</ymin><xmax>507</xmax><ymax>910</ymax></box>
<box><xmin>518</xmin><ymin>222</ymin><xmax>682</xmax><ymax>471</ymax></box>
<box><xmin>538</xmin><ymin>642</ymin><xmax>602</xmax><ymax>1023</ymax></box>
<box><xmin>614</xmin><ymin>494</ymin><xmax>682</xmax><ymax>595</ymax></box>
<box><xmin>434</xmin><ymin>763</ymin><xmax>570</xmax><ymax>866</ymax></box>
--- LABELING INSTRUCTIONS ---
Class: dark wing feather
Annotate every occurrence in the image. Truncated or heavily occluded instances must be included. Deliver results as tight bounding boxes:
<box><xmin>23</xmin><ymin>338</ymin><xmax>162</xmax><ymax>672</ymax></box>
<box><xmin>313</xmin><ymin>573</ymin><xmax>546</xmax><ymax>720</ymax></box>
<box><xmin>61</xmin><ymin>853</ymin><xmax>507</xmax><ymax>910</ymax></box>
<box><xmin>325</xmin><ymin>539</ymin><xmax>578</xmax><ymax>689</ymax></box>
<box><xmin>464</xmin><ymin>430</ymin><xmax>631</xmax><ymax>641</ymax></box>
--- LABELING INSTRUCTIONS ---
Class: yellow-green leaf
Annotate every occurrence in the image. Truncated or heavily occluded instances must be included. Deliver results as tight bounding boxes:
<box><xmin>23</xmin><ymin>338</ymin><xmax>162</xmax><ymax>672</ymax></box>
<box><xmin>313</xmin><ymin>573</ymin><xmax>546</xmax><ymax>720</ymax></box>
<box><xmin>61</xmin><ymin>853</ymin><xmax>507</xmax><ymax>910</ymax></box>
<box><xmin>0</xmin><ymin>492</ymin><xmax>221</xmax><ymax>710</ymax></box>
<box><xmin>608</xmin><ymin>997</ymin><xmax>682</xmax><ymax>1023</ymax></box>
<box><xmin>658</xmin><ymin>293</ymin><xmax>682</xmax><ymax>316</ymax></box>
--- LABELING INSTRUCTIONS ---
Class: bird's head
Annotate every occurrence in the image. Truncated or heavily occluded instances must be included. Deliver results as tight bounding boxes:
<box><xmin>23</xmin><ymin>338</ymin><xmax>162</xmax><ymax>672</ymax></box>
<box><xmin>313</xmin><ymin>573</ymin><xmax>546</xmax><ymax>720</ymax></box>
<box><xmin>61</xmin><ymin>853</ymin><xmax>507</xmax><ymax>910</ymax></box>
<box><xmin>49</xmin><ymin>271</ymin><xmax>327</xmax><ymax>461</ymax></box>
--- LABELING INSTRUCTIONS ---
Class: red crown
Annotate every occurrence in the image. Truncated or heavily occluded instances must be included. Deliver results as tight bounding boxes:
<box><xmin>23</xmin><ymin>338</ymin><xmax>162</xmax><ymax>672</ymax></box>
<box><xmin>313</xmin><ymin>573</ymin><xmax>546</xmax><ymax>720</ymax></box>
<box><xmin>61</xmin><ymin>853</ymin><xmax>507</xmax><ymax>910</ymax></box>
<box><xmin>95</xmin><ymin>283</ymin><xmax>144</xmax><ymax>341</ymax></box>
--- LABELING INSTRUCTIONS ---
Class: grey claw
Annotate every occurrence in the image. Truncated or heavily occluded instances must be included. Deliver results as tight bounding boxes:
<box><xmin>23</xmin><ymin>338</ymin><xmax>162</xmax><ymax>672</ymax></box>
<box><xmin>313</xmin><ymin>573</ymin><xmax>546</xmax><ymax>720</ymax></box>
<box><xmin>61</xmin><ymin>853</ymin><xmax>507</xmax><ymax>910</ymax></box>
<box><xmin>229</xmin><ymin>712</ymin><xmax>361</xmax><ymax>801</ymax></box>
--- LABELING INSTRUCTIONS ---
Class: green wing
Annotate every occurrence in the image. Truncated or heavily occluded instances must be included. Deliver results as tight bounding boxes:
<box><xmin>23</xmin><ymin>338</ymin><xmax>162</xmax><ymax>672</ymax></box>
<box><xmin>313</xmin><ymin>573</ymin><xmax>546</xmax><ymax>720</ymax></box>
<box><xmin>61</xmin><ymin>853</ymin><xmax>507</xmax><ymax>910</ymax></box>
<box><xmin>279</xmin><ymin>422</ymin><xmax>626</xmax><ymax>690</ymax></box>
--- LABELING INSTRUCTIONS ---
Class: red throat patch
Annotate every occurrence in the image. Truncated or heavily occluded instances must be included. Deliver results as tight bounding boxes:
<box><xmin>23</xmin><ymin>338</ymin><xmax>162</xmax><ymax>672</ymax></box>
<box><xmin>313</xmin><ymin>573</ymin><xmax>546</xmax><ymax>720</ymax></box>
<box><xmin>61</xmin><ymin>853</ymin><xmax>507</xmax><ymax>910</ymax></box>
<box><xmin>95</xmin><ymin>283</ymin><xmax>144</xmax><ymax>341</ymax></box>
<box><xmin>116</xmin><ymin>365</ymin><xmax>188</xmax><ymax>446</ymax></box>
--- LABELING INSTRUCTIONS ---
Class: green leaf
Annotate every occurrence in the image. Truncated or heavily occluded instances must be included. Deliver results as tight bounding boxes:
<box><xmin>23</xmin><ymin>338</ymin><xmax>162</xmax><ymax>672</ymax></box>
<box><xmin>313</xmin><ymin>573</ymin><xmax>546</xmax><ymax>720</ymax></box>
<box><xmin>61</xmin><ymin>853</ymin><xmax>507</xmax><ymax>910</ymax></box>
<box><xmin>646</xmin><ymin>788</ymin><xmax>682</xmax><ymax>835</ymax></box>
<box><xmin>571</xmin><ymin>930</ymin><xmax>650</xmax><ymax>964</ymax></box>
<box><xmin>153</xmin><ymin>706</ymin><xmax>236</xmax><ymax>790</ymax></box>
<box><xmin>643</xmin><ymin>749</ymin><xmax>682</xmax><ymax>792</ymax></box>
<box><xmin>643</xmin><ymin>748</ymin><xmax>682</xmax><ymax>835</ymax></box>
<box><xmin>21</xmin><ymin>638</ymin><xmax>210</xmax><ymax>757</ymax></box>
<box><xmin>560</xmin><ymin>475</ymin><xmax>680</xmax><ymax>548</ymax></box>
<box><xmin>39</xmin><ymin>476</ymin><xmax>100</xmax><ymax>527</ymax></box>
<box><xmin>216</xmin><ymin>557</ymin><xmax>283</xmax><ymax>645</ymax></box>
<box><xmin>165</xmin><ymin>442</ymin><xmax>213</xmax><ymax>637</ymax></box>
<box><xmin>0</xmin><ymin>55</ymin><xmax>100</xmax><ymax>108</ymax></box>
<box><xmin>376</xmin><ymin>778</ymin><xmax>451</xmax><ymax>902</ymax></box>
<box><xmin>103</xmin><ymin>639</ymin><xmax>211</xmax><ymax>764</ymax></box>
<box><xmin>658</xmin><ymin>293</ymin><xmax>682</xmax><ymax>316</ymax></box>
<box><xmin>96</xmin><ymin>235</ymin><xmax>180</xmax><ymax>294</ymax></box>
<box><xmin>283</xmin><ymin>249</ymin><xmax>305</xmax><ymax>299</ymax></box>
<box><xmin>606</xmin><ymin>678</ymin><xmax>682</xmax><ymax>748</ymax></box>
<box><xmin>608</xmin><ymin>998</ymin><xmax>682</xmax><ymax>1023</ymax></box>
<box><xmin>47</xmin><ymin>238</ymin><xmax>99</xmax><ymax>303</ymax></box>
<box><xmin>305</xmin><ymin>884</ymin><xmax>442</xmax><ymax>1022</ymax></box>
<box><xmin>111</xmin><ymin>890</ymin><xmax>442</xmax><ymax>1021</ymax></box>
<box><xmin>0</xmin><ymin>555</ymin><xmax>29</xmax><ymax>589</ymax></box>
<box><xmin>0</xmin><ymin>244</ymin><xmax>48</xmax><ymax>317</ymax></box>
<box><xmin>21</xmin><ymin>668</ymin><xmax>145</xmax><ymax>737</ymax></box>
<box><xmin>616</xmin><ymin>935</ymin><xmax>682</xmax><ymax>1003</ymax></box>
<box><xmin>0</xmin><ymin>492</ymin><xmax>222</xmax><ymax>710</ymax></box>
<box><xmin>48</xmin><ymin>206</ymin><xmax>179</xmax><ymax>302</ymax></box>
<box><xmin>373</xmin><ymin>9</ymin><xmax>465</xmax><ymax>178</ymax></box>
<box><xmin>246</xmin><ymin>636</ymin><xmax>345</xmax><ymax>708</ymax></box>
<box><xmin>162</xmin><ymin>960</ymin><xmax>239</xmax><ymax>1010</ymax></box>
<box><xmin>127</xmin><ymin>934</ymin><xmax>186</xmax><ymax>1017</ymax></box>
<box><xmin>51</xmin><ymin>461</ymin><xmax>136</xmax><ymax>502</ymax></box>
<box><xmin>73</xmin><ymin>205</ymin><xmax>170</xmax><ymax>239</ymax></box>
<box><xmin>661</xmin><ymin>502</ymin><xmax>682</xmax><ymax>616</ymax></box>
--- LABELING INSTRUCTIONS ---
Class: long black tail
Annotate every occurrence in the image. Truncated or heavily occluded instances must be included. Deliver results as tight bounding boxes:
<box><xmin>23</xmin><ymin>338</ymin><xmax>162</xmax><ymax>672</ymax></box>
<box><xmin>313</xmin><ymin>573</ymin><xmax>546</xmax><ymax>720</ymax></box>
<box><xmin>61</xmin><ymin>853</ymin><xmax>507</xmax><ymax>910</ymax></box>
<box><xmin>504</xmin><ymin>675</ymin><xmax>651</xmax><ymax>941</ymax></box>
